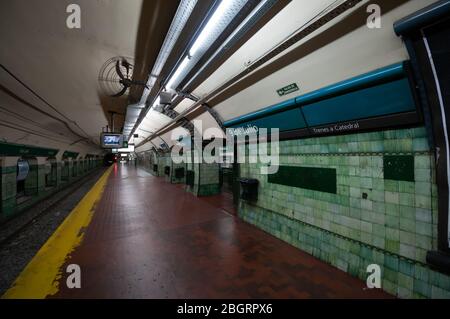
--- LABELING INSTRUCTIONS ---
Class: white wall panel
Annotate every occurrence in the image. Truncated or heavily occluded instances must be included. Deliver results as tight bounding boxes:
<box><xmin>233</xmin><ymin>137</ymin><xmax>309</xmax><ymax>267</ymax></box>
<box><xmin>192</xmin><ymin>0</ymin><xmax>339</xmax><ymax>98</ymax></box>
<box><xmin>212</xmin><ymin>0</ymin><xmax>436</xmax><ymax>121</ymax></box>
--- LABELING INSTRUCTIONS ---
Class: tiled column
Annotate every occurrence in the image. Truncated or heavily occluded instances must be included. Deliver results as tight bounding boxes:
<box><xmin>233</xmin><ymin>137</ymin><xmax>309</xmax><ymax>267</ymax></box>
<box><xmin>65</xmin><ymin>159</ymin><xmax>72</xmax><ymax>182</ymax></box>
<box><xmin>197</xmin><ymin>162</ymin><xmax>220</xmax><ymax>196</ymax></box>
<box><xmin>72</xmin><ymin>160</ymin><xmax>78</xmax><ymax>178</ymax></box>
<box><xmin>61</xmin><ymin>160</ymin><xmax>69</xmax><ymax>182</ymax></box>
<box><xmin>36</xmin><ymin>157</ymin><xmax>48</xmax><ymax>194</ymax></box>
<box><xmin>48</xmin><ymin>160</ymin><xmax>57</xmax><ymax>187</ymax></box>
<box><xmin>55</xmin><ymin>153</ymin><xmax>62</xmax><ymax>187</ymax></box>
<box><xmin>150</xmin><ymin>151</ymin><xmax>159</xmax><ymax>176</ymax></box>
<box><xmin>185</xmin><ymin>150</ymin><xmax>197</xmax><ymax>194</ymax></box>
<box><xmin>158</xmin><ymin>155</ymin><xmax>166</xmax><ymax>177</ymax></box>
<box><xmin>78</xmin><ymin>159</ymin><xmax>84</xmax><ymax>175</ymax></box>
<box><xmin>164</xmin><ymin>155</ymin><xmax>171</xmax><ymax>182</ymax></box>
<box><xmin>78</xmin><ymin>158</ymin><xmax>84</xmax><ymax>176</ymax></box>
<box><xmin>56</xmin><ymin>162</ymin><xmax>62</xmax><ymax>186</ymax></box>
<box><xmin>24</xmin><ymin>158</ymin><xmax>38</xmax><ymax>196</ymax></box>
<box><xmin>0</xmin><ymin>157</ymin><xmax>18</xmax><ymax>220</ymax></box>
<box><xmin>186</xmin><ymin>150</ymin><xmax>220</xmax><ymax>196</ymax></box>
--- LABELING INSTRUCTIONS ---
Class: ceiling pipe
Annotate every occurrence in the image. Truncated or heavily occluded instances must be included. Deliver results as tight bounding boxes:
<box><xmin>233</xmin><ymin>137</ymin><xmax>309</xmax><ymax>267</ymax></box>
<box><xmin>129</xmin><ymin>0</ymin><xmax>221</xmax><ymax>140</ymax></box>
<box><xmin>123</xmin><ymin>0</ymin><xmax>198</xmax><ymax>139</ymax></box>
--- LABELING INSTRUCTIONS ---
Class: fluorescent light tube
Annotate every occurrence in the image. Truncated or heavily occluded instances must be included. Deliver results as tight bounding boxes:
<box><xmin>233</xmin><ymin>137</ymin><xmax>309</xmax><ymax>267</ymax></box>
<box><xmin>166</xmin><ymin>56</ymin><xmax>191</xmax><ymax>91</ymax></box>
<box><xmin>189</xmin><ymin>0</ymin><xmax>235</xmax><ymax>56</ymax></box>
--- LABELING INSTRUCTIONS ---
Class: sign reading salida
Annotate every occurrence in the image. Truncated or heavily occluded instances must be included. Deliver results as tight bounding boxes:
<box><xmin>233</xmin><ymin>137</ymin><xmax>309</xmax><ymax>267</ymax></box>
<box><xmin>276</xmin><ymin>83</ymin><xmax>299</xmax><ymax>96</ymax></box>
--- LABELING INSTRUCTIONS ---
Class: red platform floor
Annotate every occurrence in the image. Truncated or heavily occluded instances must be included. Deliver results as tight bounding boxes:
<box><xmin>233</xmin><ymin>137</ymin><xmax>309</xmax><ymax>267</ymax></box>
<box><xmin>52</xmin><ymin>164</ymin><xmax>392</xmax><ymax>298</ymax></box>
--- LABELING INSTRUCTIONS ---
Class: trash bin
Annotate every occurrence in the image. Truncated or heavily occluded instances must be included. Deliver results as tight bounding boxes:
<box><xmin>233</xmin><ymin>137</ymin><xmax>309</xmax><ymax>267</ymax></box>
<box><xmin>175</xmin><ymin>167</ymin><xmax>185</xmax><ymax>179</ymax></box>
<box><xmin>239</xmin><ymin>178</ymin><xmax>259</xmax><ymax>201</ymax></box>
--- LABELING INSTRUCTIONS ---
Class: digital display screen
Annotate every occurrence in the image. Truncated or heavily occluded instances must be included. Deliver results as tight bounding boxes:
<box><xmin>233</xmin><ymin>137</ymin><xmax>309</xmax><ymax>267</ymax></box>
<box><xmin>100</xmin><ymin>133</ymin><xmax>123</xmax><ymax>148</ymax></box>
<box><xmin>103</xmin><ymin>135</ymin><xmax>121</xmax><ymax>145</ymax></box>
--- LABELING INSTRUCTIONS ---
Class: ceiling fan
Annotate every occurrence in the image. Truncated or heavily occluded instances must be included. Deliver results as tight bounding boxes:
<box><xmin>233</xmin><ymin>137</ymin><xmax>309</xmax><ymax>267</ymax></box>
<box><xmin>98</xmin><ymin>56</ymin><xmax>148</xmax><ymax>97</ymax></box>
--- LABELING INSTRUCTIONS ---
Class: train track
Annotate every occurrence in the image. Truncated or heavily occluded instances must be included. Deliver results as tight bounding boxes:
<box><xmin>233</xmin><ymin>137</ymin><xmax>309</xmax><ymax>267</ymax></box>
<box><xmin>0</xmin><ymin>167</ymin><xmax>108</xmax><ymax>295</ymax></box>
<box><xmin>0</xmin><ymin>168</ymin><xmax>106</xmax><ymax>248</ymax></box>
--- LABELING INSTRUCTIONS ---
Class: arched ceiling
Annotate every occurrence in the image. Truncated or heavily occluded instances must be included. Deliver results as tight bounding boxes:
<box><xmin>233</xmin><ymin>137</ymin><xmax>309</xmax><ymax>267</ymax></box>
<box><xmin>133</xmin><ymin>0</ymin><xmax>349</xmax><ymax>148</ymax></box>
<box><xmin>0</xmin><ymin>0</ymin><xmax>178</xmax><ymax>154</ymax></box>
<box><xmin>132</xmin><ymin>0</ymin><xmax>438</xmax><ymax>151</ymax></box>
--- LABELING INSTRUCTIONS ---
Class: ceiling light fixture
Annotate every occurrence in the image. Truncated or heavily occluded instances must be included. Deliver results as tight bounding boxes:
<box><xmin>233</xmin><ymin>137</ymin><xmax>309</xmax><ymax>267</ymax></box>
<box><xmin>140</xmin><ymin>0</ymin><xmax>197</xmax><ymax>104</ymax></box>
<box><xmin>166</xmin><ymin>56</ymin><xmax>191</xmax><ymax>91</ymax></box>
<box><xmin>163</xmin><ymin>0</ymin><xmax>247</xmax><ymax>93</ymax></box>
<box><xmin>189</xmin><ymin>0</ymin><xmax>236</xmax><ymax>56</ymax></box>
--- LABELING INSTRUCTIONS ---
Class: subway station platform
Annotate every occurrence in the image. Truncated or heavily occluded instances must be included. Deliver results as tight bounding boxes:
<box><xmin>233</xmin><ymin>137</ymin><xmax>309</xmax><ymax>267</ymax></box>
<box><xmin>3</xmin><ymin>164</ymin><xmax>390</xmax><ymax>299</ymax></box>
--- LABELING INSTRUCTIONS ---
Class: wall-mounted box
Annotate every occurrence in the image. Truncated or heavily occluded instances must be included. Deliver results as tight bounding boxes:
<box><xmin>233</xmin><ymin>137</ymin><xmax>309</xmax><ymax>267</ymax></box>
<box><xmin>175</xmin><ymin>167</ymin><xmax>185</xmax><ymax>179</ymax></box>
<box><xmin>239</xmin><ymin>178</ymin><xmax>259</xmax><ymax>202</ymax></box>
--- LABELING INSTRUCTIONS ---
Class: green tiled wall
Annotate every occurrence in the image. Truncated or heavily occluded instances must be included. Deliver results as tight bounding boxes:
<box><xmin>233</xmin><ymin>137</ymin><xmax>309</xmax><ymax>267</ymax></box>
<box><xmin>37</xmin><ymin>165</ymin><xmax>47</xmax><ymax>192</ymax></box>
<box><xmin>67</xmin><ymin>161</ymin><xmax>73</xmax><ymax>181</ymax></box>
<box><xmin>58</xmin><ymin>162</ymin><xmax>64</xmax><ymax>185</ymax></box>
<box><xmin>196</xmin><ymin>155</ymin><xmax>220</xmax><ymax>197</ymax></box>
<box><xmin>163</xmin><ymin>156</ymin><xmax>172</xmax><ymax>182</ymax></box>
<box><xmin>61</xmin><ymin>162</ymin><xmax>70</xmax><ymax>182</ymax></box>
<box><xmin>184</xmin><ymin>151</ymin><xmax>220</xmax><ymax>197</ymax></box>
<box><xmin>198</xmin><ymin>183</ymin><xmax>221</xmax><ymax>196</ymax></box>
<box><xmin>238</xmin><ymin>127</ymin><xmax>449</xmax><ymax>298</ymax></box>
<box><xmin>157</xmin><ymin>156</ymin><xmax>167</xmax><ymax>176</ymax></box>
<box><xmin>140</xmin><ymin>151</ymin><xmax>160</xmax><ymax>176</ymax></box>
<box><xmin>24</xmin><ymin>164</ymin><xmax>38</xmax><ymax>195</ymax></box>
<box><xmin>171</xmin><ymin>162</ymin><xmax>186</xmax><ymax>184</ymax></box>
<box><xmin>1</xmin><ymin>159</ymin><xmax>102</xmax><ymax>223</ymax></box>
<box><xmin>1</xmin><ymin>166</ymin><xmax>16</xmax><ymax>218</ymax></box>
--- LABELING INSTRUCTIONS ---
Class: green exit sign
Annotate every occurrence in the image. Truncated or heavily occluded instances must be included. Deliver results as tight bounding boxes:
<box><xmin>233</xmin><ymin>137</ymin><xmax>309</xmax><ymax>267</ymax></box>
<box><xmin>277</xmin><ymin>83</ymin><xmax>299</xmax><ymax>96</ymax></box>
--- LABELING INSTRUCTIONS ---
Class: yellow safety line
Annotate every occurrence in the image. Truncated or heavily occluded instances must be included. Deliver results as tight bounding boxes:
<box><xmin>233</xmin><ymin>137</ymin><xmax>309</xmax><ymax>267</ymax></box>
<box><xmin>2</xmin><ymin>166</ymin><xmax>113</xmax><ymax>299</ymax></box>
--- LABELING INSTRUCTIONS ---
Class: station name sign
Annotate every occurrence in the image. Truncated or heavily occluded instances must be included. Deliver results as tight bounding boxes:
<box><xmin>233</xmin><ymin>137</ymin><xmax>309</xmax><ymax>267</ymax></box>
<box><xmin>228</xmin><ymin>125</ymin><xmax>259</xmax><ymax>137</ymax></box>
<box><xmin>229</xmin><ymin>121</ymin><xmax>362</xmax><ymax>139</ymax></box>
<box><xmin>311</xmin><ymin>122</ymin><xmax>361</xmax><ymax>135</ymax></box>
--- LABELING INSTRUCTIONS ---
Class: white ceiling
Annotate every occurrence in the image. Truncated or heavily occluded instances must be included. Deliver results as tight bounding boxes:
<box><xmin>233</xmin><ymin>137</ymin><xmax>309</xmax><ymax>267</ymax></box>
<box><xmin>192</xmin><ymin>0</ymin><xmax>339</xmax><ymax>99</ymax></box>
<box><xmin>1</xmin><ymin>0</ymin><xmax>437</xmax><ymax>155</ymax></box>
<box><xmin>0</xmin><ymin>0</ymin><xmax>143</xmax><ymax>153</ymax></box>
<box><xmin>211</xmin><ymin>0</ymin><xmax>436</xmax><ymax>122</ymax></box>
